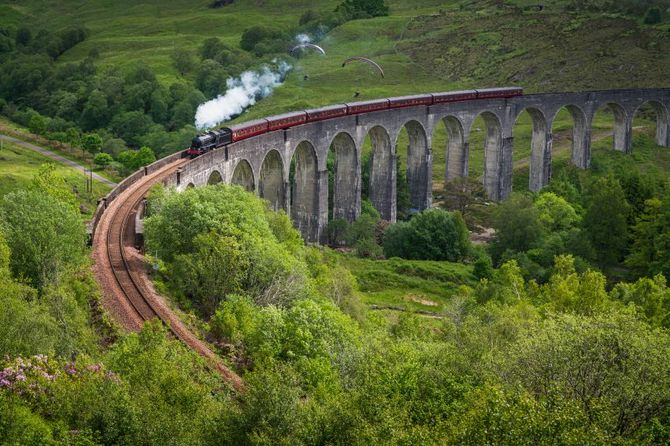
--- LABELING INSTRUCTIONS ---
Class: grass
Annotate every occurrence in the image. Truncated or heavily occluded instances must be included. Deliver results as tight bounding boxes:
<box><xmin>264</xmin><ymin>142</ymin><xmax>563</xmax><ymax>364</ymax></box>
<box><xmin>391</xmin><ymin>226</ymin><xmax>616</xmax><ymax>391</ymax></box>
<box><xmin>0</xmin><ymin>140</ymin><xmax>111</xmax><ymax>219</ymax></box>
<box><xmin>5</xmin><ymin>0</ymin><xmax>668</xmax><ymax>104</ymax></box>
<box><xmin>0</xmin><ymin>117</ymin><xmax>122</xmax><ymax>183</ymax></box>
<box><xmin>4</xmin><ymin>0</ymin><xmax>667</xmax><ymax>193</ymax></box>
<box><xmin>337</xmin><ymin>253</ymin><xmax>475</xmax><ymax>313</ymax></box>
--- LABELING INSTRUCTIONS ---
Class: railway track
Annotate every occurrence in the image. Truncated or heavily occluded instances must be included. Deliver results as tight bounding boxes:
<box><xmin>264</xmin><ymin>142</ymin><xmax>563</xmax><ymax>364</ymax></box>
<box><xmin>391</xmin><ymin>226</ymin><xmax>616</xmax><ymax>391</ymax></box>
<box><xmin>105</xmin><ymin>170</ymin><xmax>161</xmax><ymax>323</ymax></box>
<box><xmin>92</xmin><ymin>159</ymin><xmax>244</xmax><ymax>391</ymax></box>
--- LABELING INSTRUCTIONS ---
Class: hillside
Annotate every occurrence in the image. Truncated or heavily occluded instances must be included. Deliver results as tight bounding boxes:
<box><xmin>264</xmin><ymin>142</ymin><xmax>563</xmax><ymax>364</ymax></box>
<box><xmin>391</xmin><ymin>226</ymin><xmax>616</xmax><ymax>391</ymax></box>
<box><xmin>0</xmin><ymin>135</ymin><xmax>111</xmax><ymax>216</ymax></box>
<box><xmin>3</xmin><ymin>0</ymin><xmax>669</xmax><ymax>198</ymax></box>
<box><xmin>3</xmin><ymin>0</ymin><xmax>669</xmax><ymax>114</ymax></box>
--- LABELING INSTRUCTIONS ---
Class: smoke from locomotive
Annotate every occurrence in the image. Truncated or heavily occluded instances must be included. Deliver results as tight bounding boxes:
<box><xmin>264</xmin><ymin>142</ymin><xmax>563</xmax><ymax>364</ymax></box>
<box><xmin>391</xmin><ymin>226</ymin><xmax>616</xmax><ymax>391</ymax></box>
<box><xmin>194</xmin><ymin>61</ymin><xmax>292</xmax><ymax>130</ymax></box>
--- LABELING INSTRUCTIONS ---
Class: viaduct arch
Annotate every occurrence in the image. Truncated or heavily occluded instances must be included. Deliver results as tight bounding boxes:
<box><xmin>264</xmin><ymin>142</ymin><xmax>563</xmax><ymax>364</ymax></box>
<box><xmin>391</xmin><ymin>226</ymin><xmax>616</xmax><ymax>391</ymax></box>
<box><xmin>169</xmin><ymin>88</ymin><xmax>670</xmax><ymax>243</ymax></box>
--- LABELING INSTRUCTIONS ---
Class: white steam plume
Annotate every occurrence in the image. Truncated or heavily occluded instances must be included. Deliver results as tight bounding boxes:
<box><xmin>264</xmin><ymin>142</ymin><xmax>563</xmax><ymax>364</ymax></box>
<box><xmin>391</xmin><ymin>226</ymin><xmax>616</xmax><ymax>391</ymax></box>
<box><xmin>295</xmin><ymin>33</ymin><xmax>311</xmax><ymax>44</ymax></box>
<box><xmin>194</xmin><ymin>61</ymin><xmax>292</xmax><ymax>130</ymax></box>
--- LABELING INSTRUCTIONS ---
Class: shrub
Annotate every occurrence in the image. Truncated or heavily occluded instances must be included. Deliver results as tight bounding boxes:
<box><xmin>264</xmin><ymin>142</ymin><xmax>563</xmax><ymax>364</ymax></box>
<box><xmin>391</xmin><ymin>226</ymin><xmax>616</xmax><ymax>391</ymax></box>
<box><xmin>644</xmin><ymin>7</ymin><xmax>663</xmax><ymax>24</ymax></box>
<box><xmin>473</xmin><ymin>254</ymin><xmax>494</xmax><ymax>280</ymax></box>
<box><xmin>94</xmin><ymin>152</ymin><xmax>113</xmax><ymax>168</ymax></box>
<box><xmin>335</xmin><ymin>0</ymin><xmax>389</xmax><ymax>20</ymax></box>
<box><xmin>144</xmin><ymin>185</ymin><xmax>309</xmax><ymax>313</ymax></box>
<box><xmin>383</xmin><ymin>208</ymin><xmax>471</xmax><ymax>261</ymax></box>
<box><xmin>0</xmin><ymin>190</ymin><xmax>85</xmax><ymax>290</ymax></box>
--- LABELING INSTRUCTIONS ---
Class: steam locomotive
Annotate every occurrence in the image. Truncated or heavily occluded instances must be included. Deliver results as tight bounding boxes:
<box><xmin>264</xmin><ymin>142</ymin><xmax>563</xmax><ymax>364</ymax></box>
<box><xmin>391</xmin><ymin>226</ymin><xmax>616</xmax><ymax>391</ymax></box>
<box><xmin>186</xmin><ymin>87</ymin><xmax>523</xmax><ymax>158</ymax></box>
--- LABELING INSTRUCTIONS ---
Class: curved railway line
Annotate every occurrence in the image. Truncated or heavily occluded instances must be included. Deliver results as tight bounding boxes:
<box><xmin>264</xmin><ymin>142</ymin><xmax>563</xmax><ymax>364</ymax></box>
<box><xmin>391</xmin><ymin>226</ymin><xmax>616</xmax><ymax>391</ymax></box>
<box><xmin>92</xmin><ymin>158</ymin><xmax>243</xmax><ymax>391</ymax></box>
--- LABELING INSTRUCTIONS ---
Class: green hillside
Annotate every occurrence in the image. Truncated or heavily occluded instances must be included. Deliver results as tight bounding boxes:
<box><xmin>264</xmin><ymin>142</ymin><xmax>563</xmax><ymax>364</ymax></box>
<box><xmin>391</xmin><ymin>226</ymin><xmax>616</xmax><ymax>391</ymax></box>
<box><xmin>3</xmin><ymin>0</ymin><xmax>669</xmax><ymax>109</ymax></box>
<box><xmin>0</xmin><ymin>138</ymin><xmax>110</xmax><ymax>216</ymax></box>
<box><xmin>2</xmin><ymin>0</ymin><xmax>668</xmax><ymax>195</ymax></box>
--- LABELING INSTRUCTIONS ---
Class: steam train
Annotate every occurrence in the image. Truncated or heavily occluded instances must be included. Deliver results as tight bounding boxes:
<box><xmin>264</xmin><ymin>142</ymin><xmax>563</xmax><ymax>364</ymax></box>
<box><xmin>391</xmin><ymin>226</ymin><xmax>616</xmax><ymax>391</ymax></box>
<box><xmin>186</xmin><ymin>87</ymin><xmax>523</xmax><ymax>158</ymax></box>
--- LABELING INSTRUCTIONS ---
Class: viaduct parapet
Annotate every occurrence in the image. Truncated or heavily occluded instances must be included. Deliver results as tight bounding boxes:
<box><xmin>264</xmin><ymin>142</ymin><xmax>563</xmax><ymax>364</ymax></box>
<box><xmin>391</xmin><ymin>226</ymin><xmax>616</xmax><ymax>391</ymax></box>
<box><xmin>163</xmin><ymin>88</ymin><xmax>670</xmax><ymax>243</ymax></box>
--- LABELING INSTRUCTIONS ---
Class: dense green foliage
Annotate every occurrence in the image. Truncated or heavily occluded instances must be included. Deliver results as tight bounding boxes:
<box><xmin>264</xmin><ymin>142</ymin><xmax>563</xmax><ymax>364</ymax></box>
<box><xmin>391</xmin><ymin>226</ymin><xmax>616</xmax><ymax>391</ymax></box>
<box><xmin>145</xmin><ymin>185</ymin><xmax>306</xmax><ymax>315</ymax></box>
<box><xmin>1</xmin><ymin>172</ymin><xmax>669</xmax><ymax>444</ymax></box>
<box><xmin>488</xmin><ymin>161</ymin><xmax>670</xmax><ymax>282</ymax></box>
<box><xmin>0</xmin><ymin>189</ymin><xmax>85</xmax><ymax>290</ymax></box>
<box><xmin>384</xmin><ymin>208</ymin><xmax>471</xmax><ymax>261</ymax></box>
<box><xmin>336</xmin><ymin>0</ymin><xmax>389</xmax><ymax>20</ymax></box>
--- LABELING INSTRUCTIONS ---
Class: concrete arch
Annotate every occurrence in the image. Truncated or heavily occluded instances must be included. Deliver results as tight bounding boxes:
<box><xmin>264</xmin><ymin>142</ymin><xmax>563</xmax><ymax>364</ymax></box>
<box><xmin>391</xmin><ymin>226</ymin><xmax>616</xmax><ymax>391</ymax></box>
<box><xmin>443</xmin><ymin>115</ymin><xmax>467</xmax><ymax>181</ymax></box>
<box><xmin>469</xmin><ymin>111</ymin><xmax>503</xmax><ymax>201</ymax></box>
<box><xmin>594</xmin><ymin>102</ymin><xmax>630</xmax><ymax>153</ymax></box>
<box><xmin>290</xmin><ymin>141</ymin><xmax>319</xmax><ymax>240</ymax></box>
<box><xmin>399</xmin><ymin>120</ymin><xmax>431</xmax><ymax>211</ymax></box>
<box><xmin>517</xmin><ymin>108</ymin><xmax>550</xmax><ymax>192</ymax></box>
<box><xmin>552</xmin><ymin>105</ymin><xmax>590</xmax><ymax>169</ymax></box>
<box><xmin>329</xmin><ymin>132</ymin><xmax>359</xmax><ymax>222</ymax></box>
<box><xmin>186</xmin><ymin>183</ymin><xmax>195</xmax><ymax>189</ymax></box>
<box><xmin>207</xmin><ymin>169</ymin><xmax>223</xmax><ymax>185</ymax></box>
<box><xmin>367</xmin><ymin>125</ymin><xmax>395</xmax><ymax>221</ymax></box>
<box><xmin>231</xmin><ymin>159</ymin><xmax>254</xmax><ymax>192</ymax></box>
<box><xmin>633</xmin><ymin>100</ymin><xmax>670</xmax><ymax>147</ymax></box>
<box><xmin>259</xmin><ymin>150</ymin><xmax>285</xmax><ymax>211</ymax></box>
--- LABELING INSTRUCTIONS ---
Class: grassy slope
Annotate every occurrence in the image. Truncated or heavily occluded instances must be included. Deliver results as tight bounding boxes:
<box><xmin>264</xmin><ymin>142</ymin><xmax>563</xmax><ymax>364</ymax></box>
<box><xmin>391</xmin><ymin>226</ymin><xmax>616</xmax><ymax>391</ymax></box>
<box><xmin>0</xmin><ymin>139</ymin><xmax>110</xmax><ymax>218</ymax></box>
<box><xmin>0</xmin><ymin>117</ymin><xmax>122</xmax><ymax>183</ymax></box>
<box><xmin>337</xmin><ymin>253</ymin><xmax>475</xmax><ymax>313</ymax></box>
<box><xmin>3</xmin><ymin>1</ymin><xmax>668</xmax><ymax>183</ymax></box>
<box><xmin>4</xmin><ymin>0</ymin><xmax>669</xmax><ymax>102</ymax></box>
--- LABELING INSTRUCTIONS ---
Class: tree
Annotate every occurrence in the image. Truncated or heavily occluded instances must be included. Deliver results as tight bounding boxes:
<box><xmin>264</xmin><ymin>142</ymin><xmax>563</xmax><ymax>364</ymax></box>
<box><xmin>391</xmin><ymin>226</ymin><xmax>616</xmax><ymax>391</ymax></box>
<box><xmin>28</xmin><ymin>114</ymin><xmax>48</xmax><ymax>134</ymax></box>
<box><xmin>442</xmin><ymin>177</ymin><xmax>486</xmax><ymax>217</ymax></box>
<box><xmin>496</xmin><ymin>311</ymin><xmax>670</xmax><ymax>439</ymax></box>
<box><xmin>200</xmin><ymin>37</ymin><xmax>226</xmax><ymax>60</ymax></box>
<box><xmin>582</xmin><ymin>175</ymin><xmax>630</xmax><ymax>266</ymax></box>
<box><xmin>240</xmin><ymin>27</ymin><xmax>273</xmax><ymax>52</ymax></box>
<box><xmin>0</xmin><ymin>190</ymin><xmax>86</xmax><ymax>290</ymax></box>
<box><xmin>94</xmin><ymin>152</ymin><xmax>113</xmax><ymax>168</ymax></box>
<box><xmin>170</xmin><ymin>100</ymin><xmax>196</xmax><ymax>129</ymax></box>
<box><xmin>81</xmin><ymin>133</ymin><xmax>102</xmax><ymax>155</ymax></box>
<box><xmin>534</xmin><ymin>192</ymin><xmax>580</xmax><ymax>232</ymax></box>
<box><xmin>172</xmin><ymin>232</ymin><xmax>249</xmax><ymax>315</ymax></box>
<box><xmin>101</xmin><ymin>138</ymin><xmax>127</xmax><ymax>158</ymax></box>
<box><xmin>149</xmin><ymin>88</ymin><xmax>169</xmax><ymax>124</ymax></box>
<box><xmin>144</xmin><ymin>184</ymin><xmax>307</xmax><ymax>308</ymax></box>
<box><xmin>383</xmin><ymin>208</ymin><xmax>471</xmax><ymax>261</ymax></box>
<box><xmin>611</xmin><ymin>274</ymin><xmax>670</xmax><ymax>328</ymax></box>
<box><xmin>66</xmin><ymin>127</ymin><xmax>80</xmax><ymax>148</ymax></box>
<box><xmin>30</xmin><ymin>163</ymin><xmax>78</xmax><ymax>209</ymax></box>
<box><xmin>110</xmin><ymin>111</ymin><xmax>155</xmax><ymax>147</ymax></box>
<box><xmin>489</xmin><ymin>194</ymin><xmax>545</xmax><ymax>264</ymax></box>
<box><xmin>344</xmin><ymin>200</ymin><xmax>383</xmax><ymax>258</ymax></box>
<box><xmin>540</xmin><ymin>255</ymin><xmax>609</xmax><ymax>314</ymax></box>
<box><xmin>644</xmin><ymin>7</ymin><xmax>662</xmax><ymax>24</ymax></box>
<box><xmin>117</xmin><ymin>146</ymin><xmax>156</xmax><ymax>172</ymax></box>
<box><xmin>0</xmin><ymin>54</ymin><xmax>53</xmax><ymax>101</ymax></box>
<box><xmin>626</xmin><ymin>192</ymin><xmax>670</xmax><ymax>279</ymax></box>
<box><xmin>195</xmin><ymin>59</ymin><xmax>229</xmax><ymax>97</ymax></box>
<box><xmin>15</xmin><ymin>27</ymin><xmax>31</xmax><ymax>46</ymax></box>
<box><xmin>79</xmin><ymin>89</ymin><xmax>108</xmax><ymax>130</ymax></box>
<box><xmin>134</xmin><ymin>146</ymin><xmax>156</xmax><ymax>167</ymax></box>
<box><xmin>335</xmin><ymin>0</ymin><xmax>389</xmax><ymax>20</ymax></box>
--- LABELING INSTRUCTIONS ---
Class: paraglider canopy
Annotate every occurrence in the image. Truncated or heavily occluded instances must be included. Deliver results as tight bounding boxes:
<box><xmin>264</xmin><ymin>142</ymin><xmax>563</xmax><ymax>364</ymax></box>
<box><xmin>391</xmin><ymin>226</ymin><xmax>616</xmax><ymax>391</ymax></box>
<box><xmin>341</xmin><ymin>56</ymin><xmax>385</xmax><ymax>78</ymax></box>
<box><xmin>290</xmin><ymin>43</ymin><xmax>326</xmax><ymax>56</ymax></box>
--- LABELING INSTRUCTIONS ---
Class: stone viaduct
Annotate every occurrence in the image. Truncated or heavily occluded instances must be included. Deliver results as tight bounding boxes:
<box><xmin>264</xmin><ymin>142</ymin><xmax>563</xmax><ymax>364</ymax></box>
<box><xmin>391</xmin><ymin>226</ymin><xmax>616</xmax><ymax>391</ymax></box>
<box><xmin>167</xmin><ymin>88</ymin><xmax>670</xmax><ymax>243</ymax></box>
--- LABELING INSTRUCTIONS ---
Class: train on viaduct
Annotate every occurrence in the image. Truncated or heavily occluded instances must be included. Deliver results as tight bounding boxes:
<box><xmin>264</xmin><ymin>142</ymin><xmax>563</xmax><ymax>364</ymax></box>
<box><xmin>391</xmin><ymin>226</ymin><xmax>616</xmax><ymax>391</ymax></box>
<box><xmin>94</xmin><ymin>87</ymin><xmax>670</xmax><ymax>245</ymax></box>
